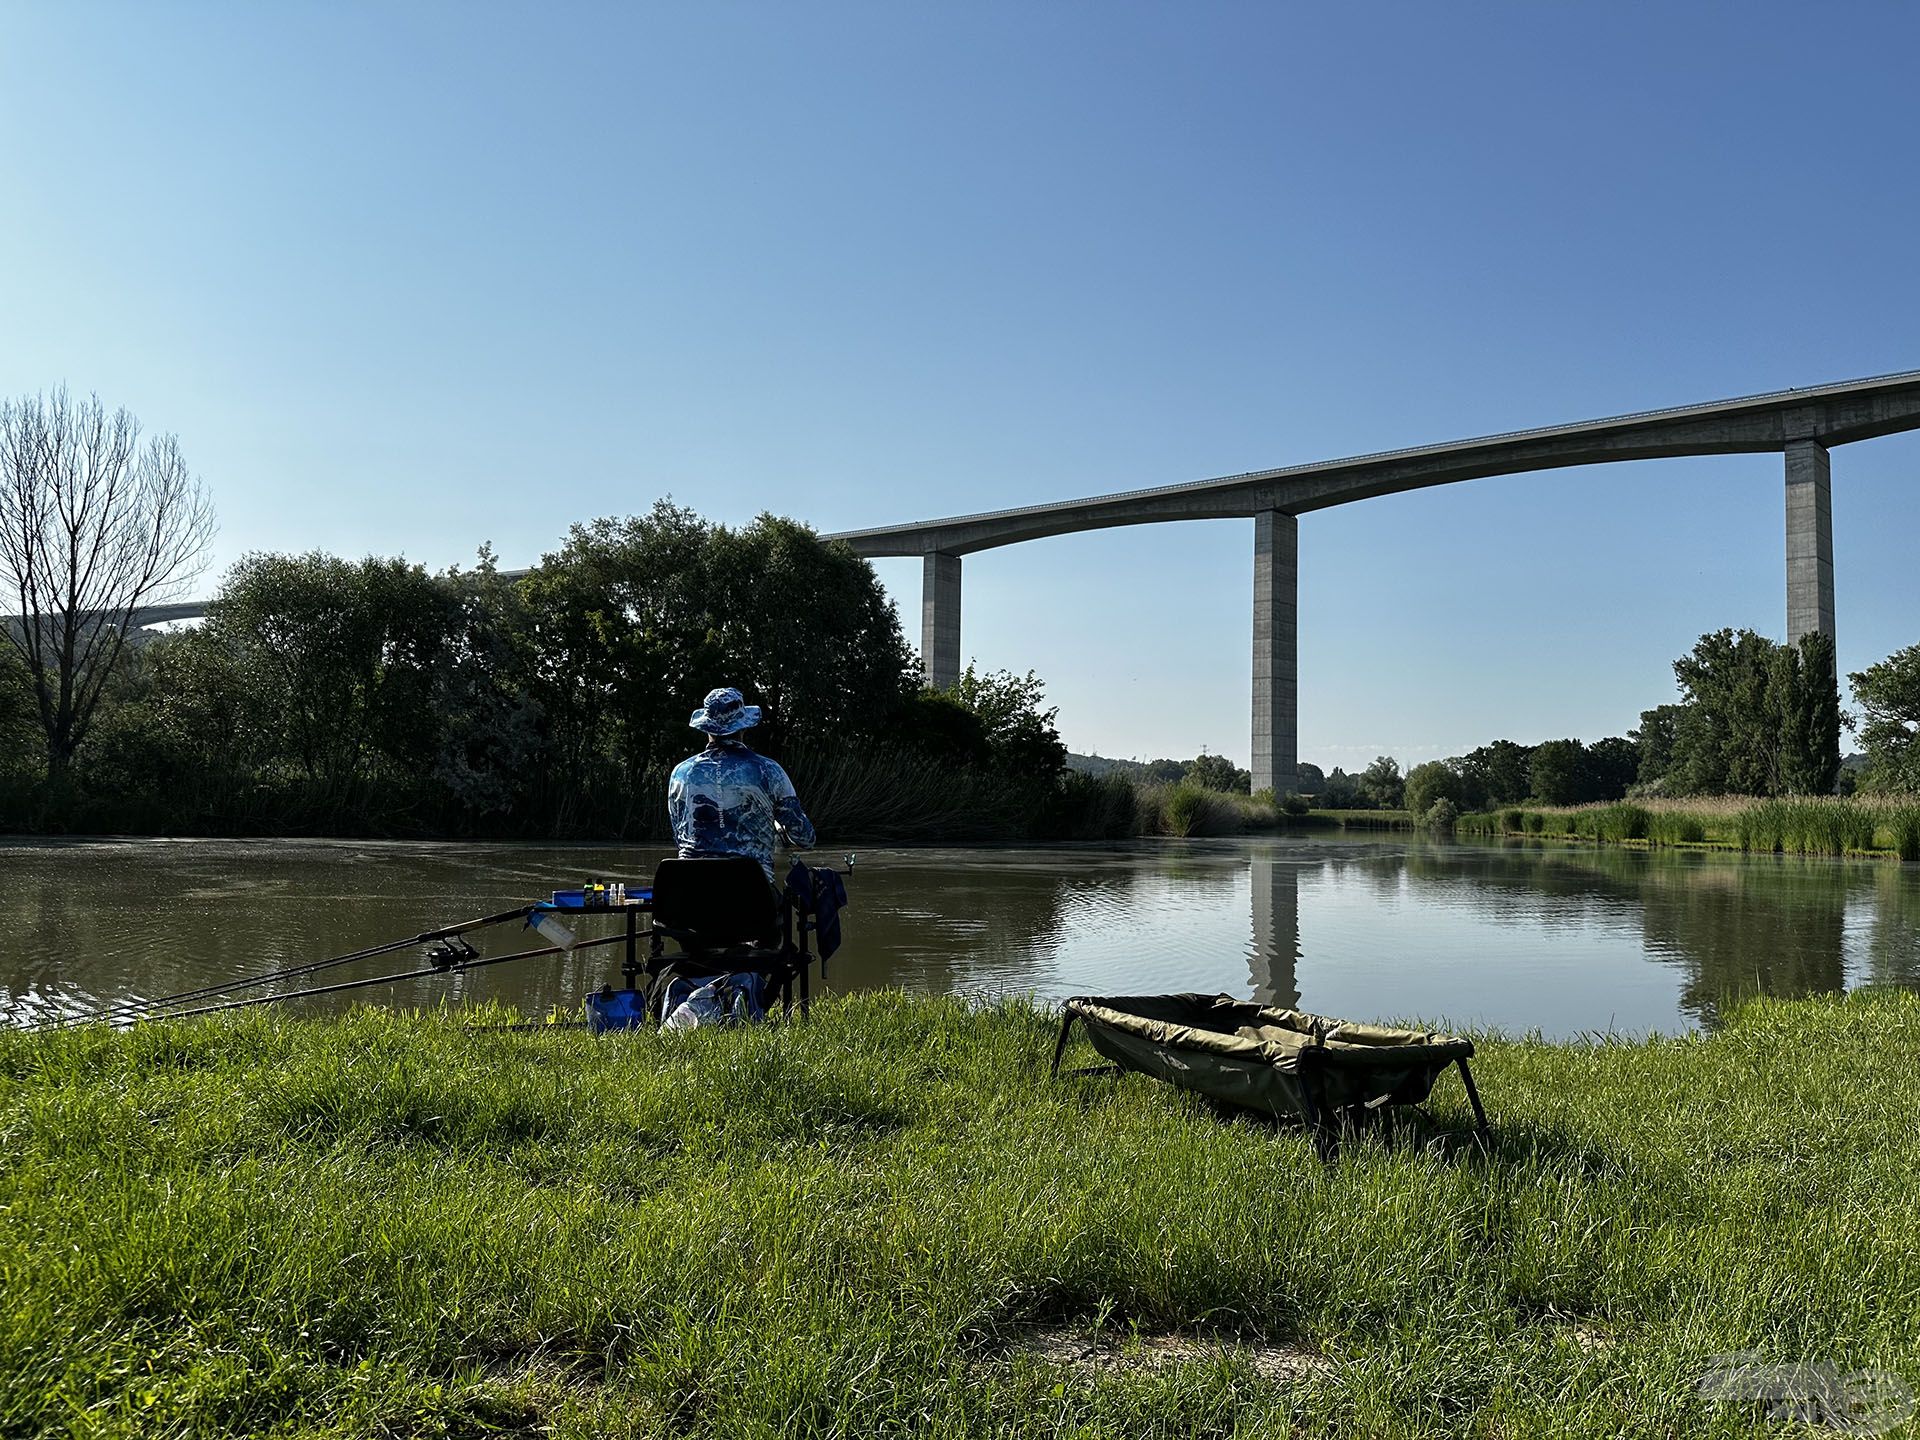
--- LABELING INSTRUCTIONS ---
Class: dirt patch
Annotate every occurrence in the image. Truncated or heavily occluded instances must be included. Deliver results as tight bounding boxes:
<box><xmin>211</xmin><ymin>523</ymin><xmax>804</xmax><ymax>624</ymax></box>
<box><xmin>1014</xmin><ymin>1327</ymin><xmax>1332</xmax><ymax>1384</ymax></box>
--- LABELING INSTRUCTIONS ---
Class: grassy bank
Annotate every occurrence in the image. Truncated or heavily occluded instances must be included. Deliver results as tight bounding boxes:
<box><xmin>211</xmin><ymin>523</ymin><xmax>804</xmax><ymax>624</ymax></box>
<box><xmin>4</xmin><ymin>992</ymin><xmax>1917</xmax><ymax>1437</ymax></box>
<box><xmin>1459</xmin><ymin>796</ymin><xmax>1920</xmax><ymax>860</ymax></box>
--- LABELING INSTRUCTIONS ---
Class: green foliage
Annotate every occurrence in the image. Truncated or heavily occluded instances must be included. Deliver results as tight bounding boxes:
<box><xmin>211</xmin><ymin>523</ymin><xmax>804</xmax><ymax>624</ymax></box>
<box><xmin>1402</xmin><ymin>761</ymin><xmax>1466</xmax><ymax>818</ymax></box>
<box><xmin>1422</xmin><ymin>797</ymin><xmax>1458</xmax><ymax>830</ymax></box>
<box><xmin>1850</xmin><ymin>642</ymin><xmax>1920</xmax><ymax>795</ymax></box>
<box><xmin>1159</xmin><ymin>784</ymin><xmax>1213</xmax><ymax>838</ymax></box>
<box><xmin>951</xmin><ymin>665</ymin><xmax>1068</xmax><ymax>781</ymax></box>
<box><xmin>1527</xmin><ymin>739</ymin><xmax>1586</xmax><ymax>805</ymax></box>
<box><xmin>1359</xmin><ymin>755</ymin><xmax>1403</xmax><ymax>809</ymax></box>
<box><xmin>1278</xmin><ymin>791</ymin><xmax>1310</xmax><ymax>816</ymax></box>
<box><xmin>0</xmin><ymin>508</ymin><xmax>1101</xmax><ymax>842</ymax></box>
<box><xmin>1178</xmin><ymin>751</ymin><xmax>1249</xmax><ymax>793</ymax></box>
<box><xmin>1456</xmin><ymin>740</ymin><xmax>1533</xmax><ymax>808</ymax></box>
<box><xmin>1668</xmin><ymin>628</ymin><xmax>1842</xmax><ymax>797</ymax></box>
<box><xmin>1630</xmin><ymin>705</ymin><xmax>1684</xmax><ymax>787</ymax></box>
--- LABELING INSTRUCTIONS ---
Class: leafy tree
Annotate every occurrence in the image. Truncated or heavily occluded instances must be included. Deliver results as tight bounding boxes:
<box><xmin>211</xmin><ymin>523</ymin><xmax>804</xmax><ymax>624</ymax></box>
<box><xmin>1403</xmin><ymin>760</ymin><xmax>1467</xmax><ymax>817</ymax></box>
<box><xmin>1850</xmin><ymin>643</ymin><xmax>1920</xmax><ymax>794</ymax></box>
<box><xmin>892</xmin><ymin>688</ymin><xmax>992</xmax><ymax>769</ymax></box>
<box><xmin>1670</xmin><ymin>629</ymin><xmax>1784</xmax><ymax>795</ymax></box>
<box><xmin>1585</xmin><ymin>736</ymin><xmax>1639</xmax><ymax>801</ymax></box>
<box><xmin>1789</xmin><ymin>632</ymin><xmax>1843</xmax><ymax>795</ymax></box>
<box><xmin>1322</xmin><ymin>766</ymin><xmax>1365</xmax><ymax>809</ymax></box>
<box><xmin>1457</xmin><ymin>740</ymin><xmax>1533</xmax><ymax>807</ymax></box>
<box><xmin>1632</xmin><ymin>705</ymin><xmax>1685</xmax><ymax>787</ymax></box>
<box><xmin>1666</xmin><ymin>628</ymin><xmax>1843</xmax><ymax>796</ymax></box>
<box><xmin>952</xmin><ymin>665</ymin><xmax>1067</xmax><ymax>779</ymax></box>
<box><xmin>1183</xmin><ymin>751</ymin><xmax>1250</xmax><ymax>793</ymax></box>
<box><xmin>704</xmin><ymin>515</ymin><xmax>920</xmax><ymax>754</ymax></box>
<box><xmin>1142</xmin><ymin>758</ymin><xmax>1187</xmax><ymax>784</ymax></box>
<box><xmin>1529</xmin><ymin>739</ymin><xmax>1590</xmax><ymax>805</ymax></box>
<box><xmin>429</xmin><ymin>549</ymin><xmax>544</xmax><ymax>820</ymax></box>
<box><xmin>204</xmin><ymin>552</ymin><xmax>455</xmax><ymax>796</ymax></box>
<box><xmin>1360</xmin><ymin>755</ymin><xmax>1404</xmax><ymax>809</ymax></box>
<box><xmin>1292</xmin><ymin>761</ymin><xmax>1326</xmax><ymax>795</ymax></box>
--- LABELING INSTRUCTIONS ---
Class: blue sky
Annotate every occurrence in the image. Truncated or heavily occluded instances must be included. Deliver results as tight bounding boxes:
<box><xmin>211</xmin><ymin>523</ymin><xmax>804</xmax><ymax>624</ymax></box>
<box><xmin>3</xmin><ymin>3</ymin><xmax>1916</xmax><ymax>770</ymax></box>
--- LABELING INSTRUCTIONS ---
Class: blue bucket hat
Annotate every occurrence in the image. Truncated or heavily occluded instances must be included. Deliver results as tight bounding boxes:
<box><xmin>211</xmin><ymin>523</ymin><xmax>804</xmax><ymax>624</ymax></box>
<box><xmin>690</xmin><ymin>686</ymin><xmax>761</xmax><ymax>736</ymax></box>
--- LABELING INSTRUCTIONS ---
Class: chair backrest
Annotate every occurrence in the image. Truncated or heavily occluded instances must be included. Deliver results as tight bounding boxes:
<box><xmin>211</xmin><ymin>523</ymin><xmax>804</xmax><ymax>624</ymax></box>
<box><xmin>650</xmin><ymin>857</ymin><xmax>781</xmax><ymax>950</ymax></box>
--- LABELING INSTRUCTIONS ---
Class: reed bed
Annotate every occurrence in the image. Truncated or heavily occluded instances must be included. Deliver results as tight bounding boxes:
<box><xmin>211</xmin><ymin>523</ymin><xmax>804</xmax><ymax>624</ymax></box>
<box><xmin>2</xmin><ymin>991</ymin><xmax>1917</xmax><ymax>1437</ymax></box>
<box><xmin>1460</xmin><ymin>795</ymin><xmax>1920</xmax><ymax>859</ymax></box>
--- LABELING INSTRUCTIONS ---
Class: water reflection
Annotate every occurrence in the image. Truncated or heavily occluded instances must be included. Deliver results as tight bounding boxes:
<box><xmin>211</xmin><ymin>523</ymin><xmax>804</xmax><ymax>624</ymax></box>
<box><xmin>2</xmin><ymin>835</ymin><xmax>1918</xmax><ymax>1038</ymax></box>
<box><xmin>1249</xmin><ymin>850</ymin><xmax>1301</xmax><ymax>1009</ymax></box>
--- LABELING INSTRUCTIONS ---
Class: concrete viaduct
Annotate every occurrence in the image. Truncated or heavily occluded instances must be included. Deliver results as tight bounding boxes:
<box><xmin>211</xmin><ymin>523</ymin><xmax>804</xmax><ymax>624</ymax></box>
<box><xmin>825</xmin><ymin>369</ymin><xmax>1920</xmax><ymax>795</ymax></box>
<box><xmin>106</xmin><ymin>369</ymin><xmax>1920</xmax><ymax>795</ymax></box>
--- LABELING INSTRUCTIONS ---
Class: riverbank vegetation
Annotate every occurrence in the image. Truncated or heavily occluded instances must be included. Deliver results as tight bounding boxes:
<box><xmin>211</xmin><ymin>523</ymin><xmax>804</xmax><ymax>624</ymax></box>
<box><xmin>1457</xmin><ymin>794</ymin><xmax>1920</xmax><ymax>861</ymax></box>
<box><xmin>1</xmin><ymin>504</ymin><xmax>1122</xmax><ymax>845</ymax></box>
<box><xmin>1394</xmin><ymin>628</ymin><xmax>1920</xmax><ymax>841</ymax></box>
<box><xmin>2</xmin><ymin>989</ymin><xmax>1916</xmax><ymax>1437</ymax></box>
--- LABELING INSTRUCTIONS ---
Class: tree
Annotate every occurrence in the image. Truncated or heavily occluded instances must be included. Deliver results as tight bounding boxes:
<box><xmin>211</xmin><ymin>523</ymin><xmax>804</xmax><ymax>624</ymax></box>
<box><xmin>1183</xmin><ymin>751</ymin><xmax>1250</xmax><ymax>793</ymax></box>
<box><xmin>952</xmin><ymin>665</ymin><xmax>1067</xmax><ymax>779</ymax></box>
<box><xmin>1850</xmin><ymin>643</ymin><xmax>1920</xmax><ymax>794</ymax></box>
<box><xmin>0</xmin><ymin>389</ymin><xmax>214</xmax><ymax>779</ymax></box>
<box><xmin>1529</xmin><ymin>738</ymin><xmax>1590</xmax><ymax>805</ymax></box>
<box><xmin>1632</xmin><ymin>705</ymin><xmax>1685</xmax><ymax>787</ymax></box>
<box><xmin>1665</xmin><ymin>628</ymin><xmax>1843</xmax><ymax>796</ymax></box>
<box><xmin>1457</xmin><ymin>739</ymin><xmax>1533</xmax><ymax>808</ymax></box>
<box><xmin>205</xmin><ymin>552</ymin><xmax>455</xmax><ymax>796</ymax></box>
<box><xmin>1360</xmin><ymin>755</ymin><xmax>1404</xmax><ymax>809</ymax></box>
<box><xmin>1670</xmin><ymin>629</ymin><xmax>1784</xmax><ymax>795</ymax></box>
<box><xmin>1403</xmin><ymin>759</ymin><xmax>1467</xmax><ymax>817</ymax></box>
<box><xmin>1789</xmin><ymin>632</ymin><xmax>1843</xmax><ymax>794</ymax></box>
<box><xmin>1585</xmin><ymin>736</ymin><xmax>1639</xmax><ymax>801</ymax></box>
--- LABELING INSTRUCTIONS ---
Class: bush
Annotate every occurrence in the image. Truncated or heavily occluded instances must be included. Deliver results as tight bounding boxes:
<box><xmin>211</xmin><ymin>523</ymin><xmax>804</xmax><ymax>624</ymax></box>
<box><xmin>1424</xmin><ymin>798</ymin><xmax>1458</xmax><ymax>831</ymax></box>
<box><xmin>1279</xmin><ymin>791</ymin><xmax>1310</xmax><ymax>816</ymax></box>
<box><xmin>1524</xmin><ymin>811</ymin><xmax>1547</xmax><ymax>834</ymax></box>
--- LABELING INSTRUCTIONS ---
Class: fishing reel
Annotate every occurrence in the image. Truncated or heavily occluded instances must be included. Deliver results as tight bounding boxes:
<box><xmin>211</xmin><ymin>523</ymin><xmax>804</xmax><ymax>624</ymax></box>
<box><xmin>423</xmin><ymin>936</ymin><xmax>480</xmax><ymax>972</ymax></box>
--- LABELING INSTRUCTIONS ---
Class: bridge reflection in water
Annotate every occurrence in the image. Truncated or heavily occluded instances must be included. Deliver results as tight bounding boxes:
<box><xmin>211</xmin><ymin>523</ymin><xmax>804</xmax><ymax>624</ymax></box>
<box><xmin>3</xmin><ymin>836</ymin><xmax>1918</xmax><ymax>1038</ymax></box>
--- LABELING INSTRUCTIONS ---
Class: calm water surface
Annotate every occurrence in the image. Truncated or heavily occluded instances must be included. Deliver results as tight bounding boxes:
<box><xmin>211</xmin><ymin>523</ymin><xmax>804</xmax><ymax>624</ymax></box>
<box><xmin>3</xmin><ymin>834</ymin><xmax>1918</xmax><ymax>1037</ymax></box>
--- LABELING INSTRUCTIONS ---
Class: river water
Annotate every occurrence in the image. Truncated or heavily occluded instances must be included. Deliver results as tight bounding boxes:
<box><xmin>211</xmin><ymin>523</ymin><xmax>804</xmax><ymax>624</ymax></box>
<box><xmin>3</xmin><ymin>834</ymin><xmax>1917</xmax><ymax>1037</ymax></box>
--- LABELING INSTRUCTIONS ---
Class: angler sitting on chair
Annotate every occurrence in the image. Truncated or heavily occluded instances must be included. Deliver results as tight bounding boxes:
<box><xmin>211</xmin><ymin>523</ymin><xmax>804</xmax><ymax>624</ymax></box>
<box><xmin>648</xmin><ymin>687</ymin><xmax>818</xmax><ymax>1027</ymax></box>
<box><xmin>668</xmin><ymin>686</ymin><xmax>816</xmax><ymax>878</ymax></box>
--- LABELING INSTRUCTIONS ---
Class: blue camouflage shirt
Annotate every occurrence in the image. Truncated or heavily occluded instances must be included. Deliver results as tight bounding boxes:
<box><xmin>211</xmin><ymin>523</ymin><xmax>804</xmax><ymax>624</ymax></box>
<box><xmin>667</xmin><ymin>739</ymin><xmax>817</xmax><ymax>879</ymax></box>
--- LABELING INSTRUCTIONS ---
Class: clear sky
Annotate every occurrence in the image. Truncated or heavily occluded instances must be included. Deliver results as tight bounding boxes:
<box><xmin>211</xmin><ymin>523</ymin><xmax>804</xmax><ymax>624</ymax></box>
<box><xmin>3</xmin><ymin>3</ymin><xmax>1916</xmax><ymax>771</ymax></box>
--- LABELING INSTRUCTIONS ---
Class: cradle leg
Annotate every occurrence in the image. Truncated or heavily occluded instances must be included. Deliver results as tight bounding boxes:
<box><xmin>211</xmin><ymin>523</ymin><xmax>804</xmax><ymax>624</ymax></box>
<box><xmin>1457</xmin><ymin>1058</ymin><xmax>1490</xmax><ymax>1145</ymax></box>
<box><xmin>1297</xmin><ymin>1075</ymin><xmax>1339</xmax><ymax>1165</ymax></box>
<box><xmin>1050</xmin><ymin>1012</ymin><xmax>1077</xmax><ymax>1077</ymax></box>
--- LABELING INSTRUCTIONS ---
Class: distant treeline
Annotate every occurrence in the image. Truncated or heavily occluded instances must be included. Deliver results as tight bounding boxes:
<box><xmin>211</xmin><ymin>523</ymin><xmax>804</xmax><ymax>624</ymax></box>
<box><xmin>1396</xmin><ymin>628</ymin><xmax>1920</xmax><ymax>828</ymax></box>
<box><xmin>0</xmin><ymin>503</ymin><xmax>1131</xmax><ymax>843</ymax></box>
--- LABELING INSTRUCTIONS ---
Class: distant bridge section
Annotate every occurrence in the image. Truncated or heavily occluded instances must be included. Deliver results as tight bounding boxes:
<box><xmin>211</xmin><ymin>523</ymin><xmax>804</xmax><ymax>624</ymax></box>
<box><xmin>827</xmin><ymin>369</ymin><xmax>1920</xmax><ymax>793</ymax></box>
<box><xmin>80</xmin><ymin>369</ymin><xmax>1920</xmax><ymax>796</ymax></box>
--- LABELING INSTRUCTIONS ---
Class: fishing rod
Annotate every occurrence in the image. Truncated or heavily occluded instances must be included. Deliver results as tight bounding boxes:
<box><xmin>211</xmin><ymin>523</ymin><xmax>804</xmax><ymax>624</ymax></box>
<box><xmin>138</xmin><ymin>931</ymin><xmax>630</xmax><ymax>1025</ymax></box>
<box><xmin>24</xmin><ymin>903</ymin><xmax>539</xmax><ymax>1033</ymax></box>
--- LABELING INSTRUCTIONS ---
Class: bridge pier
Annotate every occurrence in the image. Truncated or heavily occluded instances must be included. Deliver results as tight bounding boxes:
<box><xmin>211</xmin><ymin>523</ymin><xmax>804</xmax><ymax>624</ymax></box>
<box><xmin>1252</xmin><ymin>511</ymin><xmax>1298</xmax><ymax>797</ymax></box>
<box><xmin>922</xmin><ymin>552</ymin><xmax>962</xmax><ymax>690</ymax></box>
<box><xmin>1785</xmin><ymin>439</ymin><xmax>1835</xmax><ymax>646</ymax></box>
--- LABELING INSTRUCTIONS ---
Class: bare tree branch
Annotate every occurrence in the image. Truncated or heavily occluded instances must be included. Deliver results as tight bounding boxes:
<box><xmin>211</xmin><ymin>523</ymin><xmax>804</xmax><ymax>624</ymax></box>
<box><xmin>0</xmin><ymin>388</ymin><xmax>216</xmax><ymax>778</ymax></box>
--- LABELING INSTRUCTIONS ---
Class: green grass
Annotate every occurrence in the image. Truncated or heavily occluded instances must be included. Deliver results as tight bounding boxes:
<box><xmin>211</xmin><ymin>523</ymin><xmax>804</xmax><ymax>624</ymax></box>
<box><xmin>1461</xmin><ymin>796</ymin><xmax>1920</xmax><ymax>859</ymax></box>
<box><xmin>3</xmin><ymin>991</ymin><xmax>1919</xmax><ymax>1437</ymax></box>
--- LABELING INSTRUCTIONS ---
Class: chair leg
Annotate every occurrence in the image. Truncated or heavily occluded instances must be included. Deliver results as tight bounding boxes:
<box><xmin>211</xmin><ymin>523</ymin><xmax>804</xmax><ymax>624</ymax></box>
<box><xmin>1457</xmin><ymin>1058</ymin><xmax>1490</xmax><ymax>1145</ymax></box>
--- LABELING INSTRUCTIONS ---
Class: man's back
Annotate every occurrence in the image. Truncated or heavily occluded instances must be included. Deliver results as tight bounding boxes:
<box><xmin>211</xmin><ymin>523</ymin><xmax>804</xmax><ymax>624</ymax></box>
<box><xmin>668</xmin><ymin>737</ymin><xmax>816</xmax><ymax>879</ymax></box>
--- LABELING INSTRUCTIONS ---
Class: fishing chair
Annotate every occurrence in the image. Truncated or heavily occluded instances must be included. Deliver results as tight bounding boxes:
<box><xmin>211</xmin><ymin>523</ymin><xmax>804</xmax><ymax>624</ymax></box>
<box><xmin>644</xmin><ymin>857</ymin><xmax>812</xmax><ymax>1021</ymax></box>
